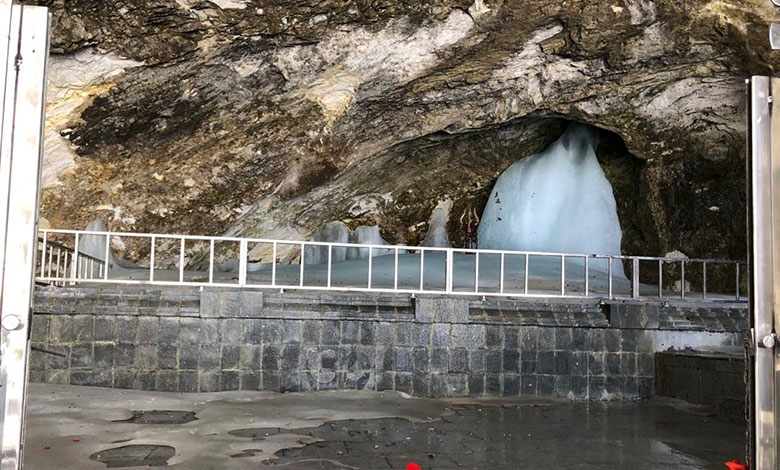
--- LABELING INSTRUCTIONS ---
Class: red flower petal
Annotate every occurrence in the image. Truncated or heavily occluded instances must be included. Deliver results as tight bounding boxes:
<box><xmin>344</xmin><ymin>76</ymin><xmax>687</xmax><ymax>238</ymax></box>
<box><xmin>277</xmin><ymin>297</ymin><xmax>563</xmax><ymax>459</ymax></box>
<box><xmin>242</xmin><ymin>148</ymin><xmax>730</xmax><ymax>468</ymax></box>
<box><xmin>407</xmin><ymin>463</ymin><xmax>422</xmax><ymax>470</ymax></box>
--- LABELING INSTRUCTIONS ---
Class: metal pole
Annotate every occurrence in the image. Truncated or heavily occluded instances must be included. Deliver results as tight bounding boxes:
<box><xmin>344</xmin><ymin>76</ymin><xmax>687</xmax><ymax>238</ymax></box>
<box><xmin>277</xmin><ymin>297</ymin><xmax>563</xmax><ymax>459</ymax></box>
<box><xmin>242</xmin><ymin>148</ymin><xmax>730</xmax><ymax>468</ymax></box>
<box><xmin>419</xmin><ymin>250</ymin><xmax>425</xmax><ymax>291</ymax></box>
<box><xmin>524</xmin><ymin>253</ymin><xmax>529</xmax><ymax>295</ymax></box>
<box><xmin>499</xmin><ymin>252</ymin><xmax>505</xmax><ymax>294</ymax></box>
<box><xmin>560</xmin><ymin>255</ymin><xmax>565</xmax><ymax>296</ymax></box>
<box><xmin>0</xmin><ymin>7</ymin><xmax>51</xmax><ymax>467</ymax></box>
<box><xmin>681</xmin><ymin>260</ymin><xmax>686</xmax><ymax>299</ymax></box>
<box><xmin>179</xmin><ymin>237</ymin><xmax>185</xmax><ymax>283</ymax></box>
<box><xmin>271</xmin><ymin>242</ymin><xmax>277</xmax><ymax>286</ymax></box>
<box><xmin>298</xmin><ymin>242</ymin><xmax>304</xmax><ymax>287</ymax></box>
<box><xmin>584</xmin><ymin>256</ymin><xmax>589</xmax><ymax>297</ymax></box>
<box><xmin>736</xmin><ymin>262</ymin><xmax>741</xmax><ymax>301</ymax></box>
<box><xmin>632</xmin><ymin>258</ymin><xmax>640</xmax><ymax>299</ymax></box>
<box><xmin>208</xmin><ymin>239</ymin><xmax>214</xmax><ymax>285</ymax></box>
<box><xmin>327</xmin><ymin>245</ymin><xmax>332</xmax><ymax>288</ymax></box>
<box><xmin>658</xmin><ymin>259</ymin><xmax>663</xmax><ymax>298</ymax></box>
<box><xmin>103</xmin><ymin>233</ymin><xmax>110</xmax><ymax>280</ymax></box>
<box><xmin>72</xmin><ymin>233</ymin><xmax>80</xmax><ymax>279</ymax></box>
<box><xmin>239</xmin><ymin>239</ymin><xmax>248</xmax><ymax>287</ymax></box>
<box><xmin>393</xmin><ymin>247</ymin><xmax>399</xmax><ymax>290</ymax></box>
<box><xmin>367</xmin><ymin>246</ymin><xmax>373</xmax><ymax>289</ymax></box>
<box><xmin>474</xmin><ymin>251</ymin><xmax>479</xmax><ymax>293</ymax></box>
<box><xmin>750</xmin><ymin>76</ymin><xmax>777</xmax><ymax>470</ymax></box>
<box><xmin>149</xmin><ymin>235</ymin><xmax>156</xmax><ymax>282</ymax></box>
<box><xmin>446</xmin><ymin>249</ymin><xmax>453</xmax><ymax>293</ymax></box>
<box><xmin>39</xmin><ymin>231</ymin><xmax>46</xmax><ymax>277</ymax></box>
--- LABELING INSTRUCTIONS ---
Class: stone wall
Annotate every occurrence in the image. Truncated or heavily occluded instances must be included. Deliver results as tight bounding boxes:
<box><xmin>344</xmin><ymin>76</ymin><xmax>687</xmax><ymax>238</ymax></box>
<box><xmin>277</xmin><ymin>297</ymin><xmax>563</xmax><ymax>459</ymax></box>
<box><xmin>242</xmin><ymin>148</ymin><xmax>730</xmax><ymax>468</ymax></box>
<box><xmin>29</xmin><ymin>286</ymin><xmax>746</xmax><ymax>399</ymax></box>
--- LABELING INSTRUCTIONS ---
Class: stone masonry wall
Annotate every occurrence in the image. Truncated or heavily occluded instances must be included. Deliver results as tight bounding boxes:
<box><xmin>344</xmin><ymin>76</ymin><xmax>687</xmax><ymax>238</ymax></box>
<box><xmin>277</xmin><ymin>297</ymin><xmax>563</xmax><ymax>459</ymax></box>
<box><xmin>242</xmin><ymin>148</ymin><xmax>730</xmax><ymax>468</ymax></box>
<box><xmin>29</xmin><ymin>286</ymin><xmax>746</xmax><ymax>399</ymax></box>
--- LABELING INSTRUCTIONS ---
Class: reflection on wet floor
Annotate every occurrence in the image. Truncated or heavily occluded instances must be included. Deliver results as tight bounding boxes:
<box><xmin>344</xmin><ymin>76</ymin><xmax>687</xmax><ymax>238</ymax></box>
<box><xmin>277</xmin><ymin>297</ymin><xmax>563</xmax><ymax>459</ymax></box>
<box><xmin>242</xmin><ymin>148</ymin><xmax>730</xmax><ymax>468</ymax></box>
<box><xmin>248</xmin><ymin>402</ymin><xmax>744</xmax><ymax>470</ymax></box>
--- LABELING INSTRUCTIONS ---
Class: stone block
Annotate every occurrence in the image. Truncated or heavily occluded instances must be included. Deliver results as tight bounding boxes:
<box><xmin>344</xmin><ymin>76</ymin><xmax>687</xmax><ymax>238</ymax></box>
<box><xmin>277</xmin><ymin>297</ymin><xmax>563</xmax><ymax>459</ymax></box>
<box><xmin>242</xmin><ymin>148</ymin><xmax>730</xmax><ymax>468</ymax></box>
<box><xmin>262</xmin><ymin>345</ymin><xmax>280</xmax><ymax>371</ymax></box>
<box><xmin>521</xmin><ymin>374</ymin><xmax>537</xmax><ymax>397</ymax></box>
<box><xmin>156</xmin><ymin>370</ymin><xmax>178</xmax><ymax>392</ymax></box>
<box><xmin>137</xmin><ymin>316</ymin><xmax>159</xmax><ymax>344</ymax></box>
<box><xmin>221</xmin><ymin>371</ymin><xmax>240</xmax><ymax>391</ymax></box>
<box><xmin>218</xmin><ymin>345</ymin><xmax>239</xmax><ymax>371</ymax></box>
<box><xmin>302</xmin><ymin>320</ymin><xmax>321</xmax><ymax>344</ymax></box>
<box><xmin>282</xmin><ymin>320</ymin><xmax>302</xmax><ymax>343</ymax></box>
<box><xmin>321</xmin><ymin>321</ymin><xmax>341</xmax><ymax>345</ymax></box>
<box><xmin>376</xmin><ymin>347</ymin><xmax>394</xmax><ymax>371</ymax></box>
<box><xmin>282</xmin><ymin>344</ymin><xmax>300</xmax><ymax>370</ymax></box>
<box><xmin>431</xmin><ymin>324</ymin><xmax>449</xmax><ymax>347</ymax></box>
<box><xmin>359</xmin><ymin>322</ymin><xmax>374</xmax><ymax>345</ymax></box>
<box><xmin>280</xmin><ymin>371</ymin><xmax>300</xmax><ymax>392</ymax></box>
<box><xmin>179</xmin><ymin>318</ymin><xmax>200</xmax><ymax>343</ymax></box>
<box><xmin>220</xmin><ymin>318</ymin><xmax>241</xmax><ymax>344</ymax></box>
<box><xmin>240</xmin><ymin>291</ymin><xmax>264</xmax><ymax>317</ymax></box>
<box><xmin>179</xmin><ymin>343</ymin><xmax>199</xmax><ymax>370</ymax></box>
<box><xmin>243</xmin><ymin>319</ymin><xmax>262</xmax><ymax>345</ymax></box>
<box><xmin>157</xmin><ymin>344</ymin><xmax>177</xmax><ymax>370</ymax></box>
<box><xmin>50</xmin><ymin>316</ymin><xmax>73</xmax><ymax>343</ymax></box>
<box><xmin>199</xmin><ymin>371</ymin><xmax>220</xmax><ymax>392</ymax></box>
<box><xmin>449</xmin><ymin>348</ymin><xmax>468</xmax><ymax>374</ymax></box>
<box><xmin>179</xmin><ymin>371</ymin><xmax>198</xmax><ymax>392</ymax></box>
<box><xmin>159</xmin><ymin>318</ymin><xmax>179</xmax><ymax>345</ymax></box>
<box><xmin>503</xmin><ymin>350</ymin><xmax>520</xmax><ymax>373</ymax></box>
<box><xmin>375</xmin><ymin>322</ymin><xmax>394</xmax><ymax>346</ymax></box>
<box><xmin>341</xmin><ymin>321</ymin><xmax>360</xmax><ymax>345</ymax></box>
<box><xmin>376</xmin><ymin>372</ymin><xmax>394</xmax><ymax>391</ymax></box>
<box><xmin>503</xmin><ymin>375</ymin><xmax>519</xmax><ymax>397</ymax></box>
<box><xmin>486</xmin><ymin>350</ymin><xmax>502</xmax><ymax>373</ymax></box>
<box><xmin>262</xmin><ymin>371</ymin><xmax>281</xmax><ymax>392</ymax></box>
<box><xmin>70</xmin><ymin>343</ymin><xmax>93</xmax><ymax>369</ymax></box>
<box><xmin>114</xmin><ymin>343</ymin><xmax>136</xmax><ymax>367</ymax></box>
<box><xmin>200</xmin><ymin>291</ymin><xmax>221</xmax><ymax>318</ymax></box>
<box><xmin>240</xmin><ymin>345</ymin><xmax>262</xmax><ymax>370</ymax></box>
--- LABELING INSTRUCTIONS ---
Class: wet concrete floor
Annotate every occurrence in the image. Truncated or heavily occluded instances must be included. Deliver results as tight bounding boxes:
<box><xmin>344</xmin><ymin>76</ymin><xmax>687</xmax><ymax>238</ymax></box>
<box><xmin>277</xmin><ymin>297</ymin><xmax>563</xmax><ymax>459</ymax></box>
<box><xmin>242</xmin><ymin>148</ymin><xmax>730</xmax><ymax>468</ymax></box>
<box><xmin>24</xmin><ymin>384</ymin><xmax>745</xmax><ymax>470</ymax></box>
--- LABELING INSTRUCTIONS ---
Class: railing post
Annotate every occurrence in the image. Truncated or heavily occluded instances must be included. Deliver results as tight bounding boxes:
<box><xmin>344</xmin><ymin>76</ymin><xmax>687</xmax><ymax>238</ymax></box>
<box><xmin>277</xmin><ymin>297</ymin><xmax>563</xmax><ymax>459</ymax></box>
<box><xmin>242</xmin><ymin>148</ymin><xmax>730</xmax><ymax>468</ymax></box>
<box><xmin>271</xmin><ymin>242</ymin><xmax>277</xmax><ymax>286</ymax></box>
<box><xmin>393</xmin><ymin>247</ymin><xmax>399</xmax><ymax>290</ymax></box>
<box><xmin>680</xmin><ymin>260</ymin><xmax>686</xmax><ymax>299</ymax></box>
<box><xmin>584</xmin><ymin>256</ymin><xmax>589</xmax><ymax>297</ymax></box>
<box><xmin>72</xmin><ymin>233</ymin><xmax>80</xmax><ymax>281</ymax></box>
<box><xmin>39</xmin><ymin>231</ymin><xmax>46</xmax><ymax>277</ymax></box>
<box><xmin>499</xmin><ymin>252</ymin><xmax>505</xmax><ymax>294</ymax></box>
<box><xmin>560</xmin><ymin>254</ymin><xmax>565</xmax><ymax>296</ymax></box>
<box><xmin>608</xmin><ymin>256</ymin><xmax>613</xmax><ymax>300</ymax></box>
<box><xmin>632</xmin><ymin>258</ymin><xmax>639</xmax><ymax>299</ymax></box>
<box><xmin>179</xmin><ymin>237</ymin><xmax>185</xmax><ymax>283</ymax></box>
<box><xmin>736</xmin><ymin>262</ymin><xmax>741</xmax><ymax>301</ymax></box>
<box><xmin>524</xmin><ymin>253</ymin><xmax>529</xmax><ymax>295</ymax></box>
<box><xmin>419</xmin><ymin>250</ymin><xmax>425</xmax><ymax>291</ymax></box>
<box><xmin>298</xmin><ymin>242</ymin><xmax>305</xmax><ymax>287</ymax></box>
<box><xmin>239</xmin><ymin>239</ymin><xmax>248</xmax><ymax>287</ymax></box>
<box><xmin>103</xmin><ymin>233</ymin><xmax>110</xmax><ymax>281</ymax></box>
<box><xmin>474</xmin><ymin>251</ymin><xmax>479</xmax><ymax>293</ymax></box>
<box><xmin>658</xmin><ymin>259</ymin><xmax>663</xmax><ymax>298</ymax></box>
<box><xmin>327</xmin><ymin>245</ymin><xmax>332</xmax><ymax>288</ymax></box>
<box><xmin>367</xmin><ymin>246</ymin><xmax>373</xmax><ymax>289</ymax></box>
<box><xmin>149</xmin><ymin>235</ymin><xmax>156</xmax><ymax>282</ymax></box>
<box><xmin>208</xmin><ymin>239</ymin><xmax>214</xmax><ymax>285</ymax></box>
<box><xmin>446</xmin><ymin>249</ymin><xmax>454</xmax><ymax>294</ymax></box>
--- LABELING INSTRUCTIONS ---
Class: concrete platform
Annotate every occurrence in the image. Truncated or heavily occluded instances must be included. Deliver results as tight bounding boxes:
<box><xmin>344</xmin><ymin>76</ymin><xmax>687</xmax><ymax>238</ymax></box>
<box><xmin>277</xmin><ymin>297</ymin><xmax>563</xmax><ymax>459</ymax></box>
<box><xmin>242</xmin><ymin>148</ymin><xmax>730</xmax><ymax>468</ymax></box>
<box><xmin>655</xmin><ymin>347</ymin><xmax>745</xmax><ymax>422</ymax></box>
<box><xmin>24</xmin><ymin>383</ymin><xmax>746</xmax><ymax>469</ymax></box>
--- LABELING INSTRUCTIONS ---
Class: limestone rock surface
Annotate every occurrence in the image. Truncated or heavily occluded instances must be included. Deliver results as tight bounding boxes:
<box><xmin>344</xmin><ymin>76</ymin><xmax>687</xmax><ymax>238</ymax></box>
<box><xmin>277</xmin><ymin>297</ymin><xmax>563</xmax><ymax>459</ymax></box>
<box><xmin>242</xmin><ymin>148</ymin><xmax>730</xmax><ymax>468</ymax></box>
<box><xmin>35</xmin><ymin>0</ymin><xmax>777</xmax><ymax>265</ymax></box>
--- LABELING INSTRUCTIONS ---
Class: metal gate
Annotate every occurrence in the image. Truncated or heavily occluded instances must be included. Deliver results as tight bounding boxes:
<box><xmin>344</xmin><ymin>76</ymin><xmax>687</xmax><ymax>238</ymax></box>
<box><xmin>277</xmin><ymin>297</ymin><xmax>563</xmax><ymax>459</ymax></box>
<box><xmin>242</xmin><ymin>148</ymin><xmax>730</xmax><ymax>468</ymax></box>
<box><xmin>0</xmin><ymin>3</ymin><xmax>49</xmax><ymax>469</ymax></box>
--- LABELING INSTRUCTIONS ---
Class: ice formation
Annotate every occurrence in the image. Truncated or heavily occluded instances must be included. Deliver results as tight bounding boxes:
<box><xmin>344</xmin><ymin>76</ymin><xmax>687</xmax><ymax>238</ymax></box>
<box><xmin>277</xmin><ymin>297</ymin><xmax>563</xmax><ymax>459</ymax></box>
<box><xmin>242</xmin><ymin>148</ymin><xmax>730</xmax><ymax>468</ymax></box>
<box><xmin>305</xmin><ymin>222</ymin><xmax>390</xmax><ymax>265</ymax></box>
<box><xmin>423</xmin><ymin>199</ymin><xmax>453</xmax><ymax>248</ymax></box>
<box><xmin>478</xmin><ymin>123</ymin><xmax>624</xmax><ymax>275</ymax></box>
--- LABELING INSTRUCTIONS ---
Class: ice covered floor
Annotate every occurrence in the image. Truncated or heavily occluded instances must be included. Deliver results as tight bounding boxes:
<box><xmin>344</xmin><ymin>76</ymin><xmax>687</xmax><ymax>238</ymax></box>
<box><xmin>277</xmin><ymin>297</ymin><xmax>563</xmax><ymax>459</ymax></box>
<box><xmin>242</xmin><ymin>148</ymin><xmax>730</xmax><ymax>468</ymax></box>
<box><xmin>106</xmin><ymin>253</ymin><xmax>733</xmax><ymax>300</ymax></box>
<box><xmin>25</xmin><ymin>383</ymin><xmax>745</xmax><ymax>469</ymax></box>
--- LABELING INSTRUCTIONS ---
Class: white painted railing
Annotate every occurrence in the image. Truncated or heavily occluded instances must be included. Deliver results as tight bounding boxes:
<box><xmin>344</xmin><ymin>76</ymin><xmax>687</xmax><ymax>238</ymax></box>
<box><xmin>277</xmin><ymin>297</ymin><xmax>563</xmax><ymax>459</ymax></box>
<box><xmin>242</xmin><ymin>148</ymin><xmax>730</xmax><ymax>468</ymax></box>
<box><xmin>35</xmin><ymin>229</ymin><xmax>745</xmax><ymax>302</ymax></box>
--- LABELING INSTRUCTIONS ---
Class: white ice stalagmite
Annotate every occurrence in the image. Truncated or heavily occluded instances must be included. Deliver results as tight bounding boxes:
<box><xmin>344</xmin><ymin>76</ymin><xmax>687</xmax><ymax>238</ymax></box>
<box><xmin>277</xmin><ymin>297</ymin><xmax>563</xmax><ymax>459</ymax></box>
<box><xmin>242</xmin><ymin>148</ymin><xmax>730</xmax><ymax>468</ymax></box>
<box><xmin>423</xmin><ymin>199</ymin><xmax>453</xmax><ymax>248</ymax></box>
<box><xmin>478</xmin><ymin>123</ymin><xmax>625</xmax><ymax>277</ymax></box>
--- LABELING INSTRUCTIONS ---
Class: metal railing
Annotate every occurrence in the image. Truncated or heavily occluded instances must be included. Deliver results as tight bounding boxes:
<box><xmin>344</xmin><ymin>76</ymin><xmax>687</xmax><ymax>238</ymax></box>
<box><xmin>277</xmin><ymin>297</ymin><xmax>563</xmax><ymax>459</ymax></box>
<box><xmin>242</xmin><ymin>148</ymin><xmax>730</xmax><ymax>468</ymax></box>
<box><xmin>35</xmin><ymin>229</ymin><xmax>746</xmax><ymax>302</ymax></box>
<box><xmin>36</xmin><ymin>234</ymin><xmax>105</xmax><ymax>286</ymax></box>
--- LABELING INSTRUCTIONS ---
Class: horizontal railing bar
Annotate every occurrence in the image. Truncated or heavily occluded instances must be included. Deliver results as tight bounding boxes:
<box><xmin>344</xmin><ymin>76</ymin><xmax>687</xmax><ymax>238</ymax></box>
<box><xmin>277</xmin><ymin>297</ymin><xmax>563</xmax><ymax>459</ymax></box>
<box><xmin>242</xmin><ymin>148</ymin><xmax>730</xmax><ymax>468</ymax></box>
<box><xmin>37</xmin><ymin>229</ymin><xmax>744</xmax><ymax>264</ymax></box>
